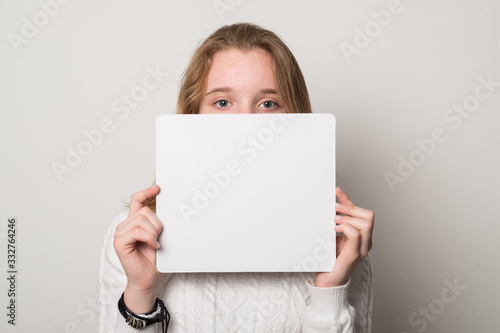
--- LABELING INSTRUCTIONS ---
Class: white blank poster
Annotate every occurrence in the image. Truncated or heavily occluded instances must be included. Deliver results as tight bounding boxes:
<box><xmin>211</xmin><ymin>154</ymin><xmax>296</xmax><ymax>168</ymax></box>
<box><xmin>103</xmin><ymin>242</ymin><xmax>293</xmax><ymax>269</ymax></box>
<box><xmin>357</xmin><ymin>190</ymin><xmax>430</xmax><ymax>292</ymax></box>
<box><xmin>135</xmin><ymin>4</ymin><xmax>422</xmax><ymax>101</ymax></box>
<box><xmin>156</xmin><ymin>113</ymin><xmax>336</xmax><ymax>273</ymax></box>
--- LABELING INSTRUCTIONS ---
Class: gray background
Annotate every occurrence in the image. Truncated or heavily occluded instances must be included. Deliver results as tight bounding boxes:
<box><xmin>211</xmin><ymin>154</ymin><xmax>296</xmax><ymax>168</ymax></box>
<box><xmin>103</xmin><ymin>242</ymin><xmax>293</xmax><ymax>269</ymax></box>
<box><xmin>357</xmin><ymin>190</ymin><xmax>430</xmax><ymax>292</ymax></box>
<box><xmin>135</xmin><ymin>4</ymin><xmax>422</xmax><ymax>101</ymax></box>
<box><xmin>1</xmin><ymin>0</ymin><xmax>499</xmax><ymax>332</ymax></box>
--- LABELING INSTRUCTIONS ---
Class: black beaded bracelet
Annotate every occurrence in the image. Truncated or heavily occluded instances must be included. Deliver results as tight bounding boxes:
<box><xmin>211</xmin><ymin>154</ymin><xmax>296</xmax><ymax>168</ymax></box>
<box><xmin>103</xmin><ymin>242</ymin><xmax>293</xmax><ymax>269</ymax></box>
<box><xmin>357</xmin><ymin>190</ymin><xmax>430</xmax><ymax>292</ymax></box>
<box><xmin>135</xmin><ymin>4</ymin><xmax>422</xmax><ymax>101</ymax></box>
<box><xmin>118</xmin><ymin>292</ymin><xmax>170</xmax><ymax>332</ymax></box>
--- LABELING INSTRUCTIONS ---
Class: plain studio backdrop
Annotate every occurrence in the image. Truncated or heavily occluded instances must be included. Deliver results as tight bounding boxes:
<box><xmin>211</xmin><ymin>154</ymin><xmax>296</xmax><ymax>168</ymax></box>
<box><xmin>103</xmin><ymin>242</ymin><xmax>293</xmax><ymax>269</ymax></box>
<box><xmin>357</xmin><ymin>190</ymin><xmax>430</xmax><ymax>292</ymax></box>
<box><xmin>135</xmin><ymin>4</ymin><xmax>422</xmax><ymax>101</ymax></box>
<box><xmin>0</xmin><ymin>1</ymin><xmax>499</xmax><ymax>332</ymax></box>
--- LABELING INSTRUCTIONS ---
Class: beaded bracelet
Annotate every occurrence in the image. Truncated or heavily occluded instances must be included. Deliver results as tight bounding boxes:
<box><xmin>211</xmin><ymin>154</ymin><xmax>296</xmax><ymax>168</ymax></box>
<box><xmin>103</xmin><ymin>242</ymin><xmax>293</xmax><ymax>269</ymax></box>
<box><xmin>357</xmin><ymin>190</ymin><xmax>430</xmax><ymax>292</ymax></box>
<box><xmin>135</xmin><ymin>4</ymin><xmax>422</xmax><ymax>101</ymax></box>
<box><xmin>118</xmin><ymin>292</ymin><xmax>170</xmax><ymax>332</ymax></box>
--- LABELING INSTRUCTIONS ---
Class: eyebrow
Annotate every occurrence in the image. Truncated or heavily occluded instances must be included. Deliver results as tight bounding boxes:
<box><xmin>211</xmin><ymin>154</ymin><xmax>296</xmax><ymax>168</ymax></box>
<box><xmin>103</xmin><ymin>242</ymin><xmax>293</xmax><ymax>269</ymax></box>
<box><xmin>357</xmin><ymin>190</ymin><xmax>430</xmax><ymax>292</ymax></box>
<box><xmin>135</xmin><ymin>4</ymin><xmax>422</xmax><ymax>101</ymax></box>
<box><xmin>205</xmin><ymin>87</ymin><xmax>278</xmax><ymax>95</ymax></box>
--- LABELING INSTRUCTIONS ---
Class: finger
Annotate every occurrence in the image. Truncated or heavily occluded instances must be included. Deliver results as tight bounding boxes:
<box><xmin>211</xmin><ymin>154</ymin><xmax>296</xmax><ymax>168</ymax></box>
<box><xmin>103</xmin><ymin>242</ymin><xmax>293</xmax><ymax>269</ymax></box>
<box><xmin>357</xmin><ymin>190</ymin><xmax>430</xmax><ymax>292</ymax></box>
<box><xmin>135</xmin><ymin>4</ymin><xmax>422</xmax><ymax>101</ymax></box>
<box><xmin>117</xmin><ymin>207</ymin><xmax>163</xmax><ymax>242</ymax></box>
<box><xmin>128</xmin><ymin>185</ymin><xmax>160</xmax><ymax>219</ymax></box>
<box><xmin>336</xmin><ymin>187</ymin><xmax>353</xmax><ymax>206</ymax></box>
<box><xmin>114</xmin><ymin>227</ymin><xmax>160</xmax><ymax>253</ymax></box>
<box><xmin>335</xmin><ymin>215</ymin><xmax>373</xmax><ymax>256</ymax></box>
<box><xmin>334</xmin><ymin>214</ymin><xmax>371</xmax><ymax>231</ymax></box>
<box><xmin>128</xmin><ymin>206</ymin><xmax>163</xmax><ymax>235</ymax></box>
<box><xmin>115</xmin><ymin>213</ymin><xmax>162</xmax><ymax>240</ymax></box>
<box><xmin>335</xmin><ymin>202</ymin><xmax>374</xmax><ymax>222</ymax></box>
<box><xmin>334</xmin><ymin>223</ymin><xmax>361</xmax><ymax>255</ymax></box>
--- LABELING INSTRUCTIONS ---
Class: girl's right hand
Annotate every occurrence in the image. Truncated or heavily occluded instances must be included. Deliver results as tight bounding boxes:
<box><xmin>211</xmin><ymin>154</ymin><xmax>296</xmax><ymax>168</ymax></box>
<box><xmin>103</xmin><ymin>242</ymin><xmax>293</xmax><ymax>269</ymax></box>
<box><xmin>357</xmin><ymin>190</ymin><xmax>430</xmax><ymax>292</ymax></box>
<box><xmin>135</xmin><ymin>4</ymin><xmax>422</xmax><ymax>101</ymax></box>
<box><xmin>113</xmin><ymin>184</ymin><xmax>163</xmax><ymax>313</ymax></box>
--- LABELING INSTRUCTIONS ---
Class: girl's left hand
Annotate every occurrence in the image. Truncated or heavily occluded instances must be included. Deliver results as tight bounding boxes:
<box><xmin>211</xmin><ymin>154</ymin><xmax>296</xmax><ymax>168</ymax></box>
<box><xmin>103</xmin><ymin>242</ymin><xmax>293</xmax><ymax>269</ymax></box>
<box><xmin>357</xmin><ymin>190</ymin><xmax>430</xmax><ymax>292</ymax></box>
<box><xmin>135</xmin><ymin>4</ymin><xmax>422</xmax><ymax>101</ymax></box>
<box><xmin>315</xmin><ymin>186</ymin><xmax>374</xmax><ymax>288</ymax></box>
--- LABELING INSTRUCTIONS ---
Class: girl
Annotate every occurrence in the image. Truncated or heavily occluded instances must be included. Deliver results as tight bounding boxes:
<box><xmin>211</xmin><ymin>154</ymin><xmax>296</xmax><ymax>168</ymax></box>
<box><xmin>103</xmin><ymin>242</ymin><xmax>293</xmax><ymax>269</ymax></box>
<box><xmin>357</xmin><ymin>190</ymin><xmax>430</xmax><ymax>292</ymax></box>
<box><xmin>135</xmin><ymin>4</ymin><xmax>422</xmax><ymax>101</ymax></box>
<box><xmin>98</xmin><ymin>22</ymin><xmax>374</xmax><ymax>332</ymax></box>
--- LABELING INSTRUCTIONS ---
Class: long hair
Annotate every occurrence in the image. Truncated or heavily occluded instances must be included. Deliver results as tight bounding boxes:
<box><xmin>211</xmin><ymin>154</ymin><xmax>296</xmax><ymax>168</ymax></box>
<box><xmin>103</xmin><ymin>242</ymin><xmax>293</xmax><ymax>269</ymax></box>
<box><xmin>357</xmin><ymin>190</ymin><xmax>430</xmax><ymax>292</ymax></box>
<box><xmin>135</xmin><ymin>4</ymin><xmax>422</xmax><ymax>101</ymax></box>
<box><xmin>129</xmin><ymin>23</ymin><xmax>312</xmax><ymax>212</ymax></box>
<box><xmin>177</xmin><ymin>22</ymin><xmax>311</xmax><ymax>115</ymax></box>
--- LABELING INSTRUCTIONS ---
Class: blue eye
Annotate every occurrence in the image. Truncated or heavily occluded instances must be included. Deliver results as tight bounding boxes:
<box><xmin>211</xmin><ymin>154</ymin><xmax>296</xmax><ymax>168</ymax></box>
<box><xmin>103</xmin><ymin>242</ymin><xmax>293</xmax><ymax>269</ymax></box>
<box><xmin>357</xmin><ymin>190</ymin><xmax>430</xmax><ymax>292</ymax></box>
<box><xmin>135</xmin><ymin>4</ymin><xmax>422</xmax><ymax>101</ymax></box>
<box><xmin>259</xmin><ymin>101</ymin><xmax>276</xmax><ymax>109</ymax></box>
<box><xmin>215</xmin><ymin>99</ymin><xmax>231</xmax><ymax>108</ymax></box>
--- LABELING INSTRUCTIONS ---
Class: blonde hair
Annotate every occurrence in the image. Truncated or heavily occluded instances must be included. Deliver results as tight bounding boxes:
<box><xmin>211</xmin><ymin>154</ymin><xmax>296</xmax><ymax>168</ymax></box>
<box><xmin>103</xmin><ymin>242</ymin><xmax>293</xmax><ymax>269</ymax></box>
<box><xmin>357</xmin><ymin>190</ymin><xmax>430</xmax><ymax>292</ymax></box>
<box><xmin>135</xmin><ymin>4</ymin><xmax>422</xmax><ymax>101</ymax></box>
<box><xmin>131</xmin><ymin>22</ymin><xmax>312</xmax><ymax>211</ymax></box>
<box><xmin>177</xmin><ymin>22</ymin><xmax>311</xmax><ymax>115</ymax></box>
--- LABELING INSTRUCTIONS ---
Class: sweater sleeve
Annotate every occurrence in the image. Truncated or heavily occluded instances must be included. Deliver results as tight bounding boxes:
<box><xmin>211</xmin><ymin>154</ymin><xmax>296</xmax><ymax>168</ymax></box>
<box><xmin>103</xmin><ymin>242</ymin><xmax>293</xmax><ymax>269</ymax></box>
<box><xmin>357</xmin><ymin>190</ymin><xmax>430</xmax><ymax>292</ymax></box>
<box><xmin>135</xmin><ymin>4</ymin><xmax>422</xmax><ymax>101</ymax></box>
<box><xmin>300</xmin><ymin>251</ymin><xmax>374</xmax><ymax>333</ymax></box>
<box><xmin>97</xmin><ymin>211</ymin><xmax>159</xmax><ymax>333</ymax></box>
<box><xmin>348</xmin><ymin>251</ymin><xmax>374</xmax><ymax>333</ymax></box>
<box><xmin>300</xmin><ymin>277</ymin><xmax>355</xmax><ymax>333</ymax></box>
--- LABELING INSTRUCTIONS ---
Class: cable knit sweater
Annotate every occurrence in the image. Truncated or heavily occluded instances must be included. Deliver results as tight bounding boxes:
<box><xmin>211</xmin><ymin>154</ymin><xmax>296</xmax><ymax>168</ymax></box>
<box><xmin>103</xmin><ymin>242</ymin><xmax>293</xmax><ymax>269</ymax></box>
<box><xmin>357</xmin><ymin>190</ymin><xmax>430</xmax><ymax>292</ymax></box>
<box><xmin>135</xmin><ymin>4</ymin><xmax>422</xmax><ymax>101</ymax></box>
<box><xmin>98</xmin><ymin>211</ymin><xmax>373</xmax><ymax>332</ymax></box>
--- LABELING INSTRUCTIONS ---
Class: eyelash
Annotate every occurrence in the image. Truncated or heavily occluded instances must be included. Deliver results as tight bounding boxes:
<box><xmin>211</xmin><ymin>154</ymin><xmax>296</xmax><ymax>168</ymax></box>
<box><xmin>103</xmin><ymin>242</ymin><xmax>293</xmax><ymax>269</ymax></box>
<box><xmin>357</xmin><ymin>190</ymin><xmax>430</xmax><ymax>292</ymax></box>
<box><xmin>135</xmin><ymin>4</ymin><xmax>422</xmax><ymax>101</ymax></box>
<box><xmin>214</xmin><ymin>99</ymin><xmax>231</xmax><ymax>108</ymax></box>
<box><xmin>213</xmin><ymin>99</ymin><xmax>280</xmax><ymax>110</ymax></box>
<box><xmin>259</xmin><ymin>100</ymin><xmax>278</xmax><ymax>109</ymax></box>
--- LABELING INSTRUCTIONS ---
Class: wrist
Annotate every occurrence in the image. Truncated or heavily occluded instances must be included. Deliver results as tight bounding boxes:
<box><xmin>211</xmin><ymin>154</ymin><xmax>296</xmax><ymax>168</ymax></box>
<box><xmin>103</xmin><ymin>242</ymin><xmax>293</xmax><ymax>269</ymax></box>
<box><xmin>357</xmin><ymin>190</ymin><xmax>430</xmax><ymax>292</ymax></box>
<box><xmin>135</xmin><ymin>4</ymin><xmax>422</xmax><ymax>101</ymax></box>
<box><xmin>315</xmin><ymin>274</ymin><xmax>349</xmax><ymax>288</ymax></box>
<box><xmin>316</xmin><ymin>280</ymin><xmax>348</xmax><ymax>288</ymax></box>
<box><xmin>124</xmin><ymin>284</ymin><xmax>159</xmax><ymax>314</ymax></box>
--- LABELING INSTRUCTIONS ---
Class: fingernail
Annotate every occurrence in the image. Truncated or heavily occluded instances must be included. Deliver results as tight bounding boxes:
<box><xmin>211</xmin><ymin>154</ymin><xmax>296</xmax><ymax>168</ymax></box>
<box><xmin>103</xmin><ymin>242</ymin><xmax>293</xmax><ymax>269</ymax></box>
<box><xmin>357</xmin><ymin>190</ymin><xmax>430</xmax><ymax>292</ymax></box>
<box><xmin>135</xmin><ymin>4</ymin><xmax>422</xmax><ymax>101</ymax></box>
<box><xmin>336</xmin><ymin>203</ymin><xmax>342</xmax><ymax>209</ymax></box>
<box><xmin>337</xmin><ymin>187</ymin><xmax>343</xmax><ymax>194</ymax></box>
<box><xmin>150</xmin><ymin>184</ymin><xmax>157</xmax><ymax>190</ymax></box>
<box><xmin>334</xmin><ymin>215</ymin><xmax>341</xmax><ymax>221</ymax></box>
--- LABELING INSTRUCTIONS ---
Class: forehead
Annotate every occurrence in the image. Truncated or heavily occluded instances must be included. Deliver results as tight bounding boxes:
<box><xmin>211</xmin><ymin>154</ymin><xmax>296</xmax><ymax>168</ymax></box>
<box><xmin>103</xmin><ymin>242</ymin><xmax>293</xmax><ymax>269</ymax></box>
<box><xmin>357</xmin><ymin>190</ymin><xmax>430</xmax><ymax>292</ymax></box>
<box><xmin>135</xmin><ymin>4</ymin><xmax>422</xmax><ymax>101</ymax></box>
<box><xmin>205</xmin><ymin>48</ymin><xmax>276</xmax><ymax>89</ymax></box>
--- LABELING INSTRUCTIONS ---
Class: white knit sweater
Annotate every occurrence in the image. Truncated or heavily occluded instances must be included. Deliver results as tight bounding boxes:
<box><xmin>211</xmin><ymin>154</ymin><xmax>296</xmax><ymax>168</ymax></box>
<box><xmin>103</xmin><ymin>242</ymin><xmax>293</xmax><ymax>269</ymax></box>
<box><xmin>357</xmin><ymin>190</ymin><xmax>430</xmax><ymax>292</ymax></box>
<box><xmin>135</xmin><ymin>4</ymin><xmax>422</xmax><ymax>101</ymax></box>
<box><xmin>98</xmin><ymin>211</ymin><xmax>373</xmax><ymax>332</ymax></box>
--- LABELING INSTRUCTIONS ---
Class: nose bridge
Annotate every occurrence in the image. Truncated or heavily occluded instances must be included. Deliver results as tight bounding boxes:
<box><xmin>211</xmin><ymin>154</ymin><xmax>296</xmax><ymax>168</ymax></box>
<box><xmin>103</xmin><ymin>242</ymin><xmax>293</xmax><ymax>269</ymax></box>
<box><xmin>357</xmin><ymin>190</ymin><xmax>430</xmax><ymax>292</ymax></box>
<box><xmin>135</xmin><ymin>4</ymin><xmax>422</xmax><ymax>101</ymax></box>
<box><xmin>237</xmin><ymin>100</ymin><xmax>254</xmax><ymax>114</ymax></box>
